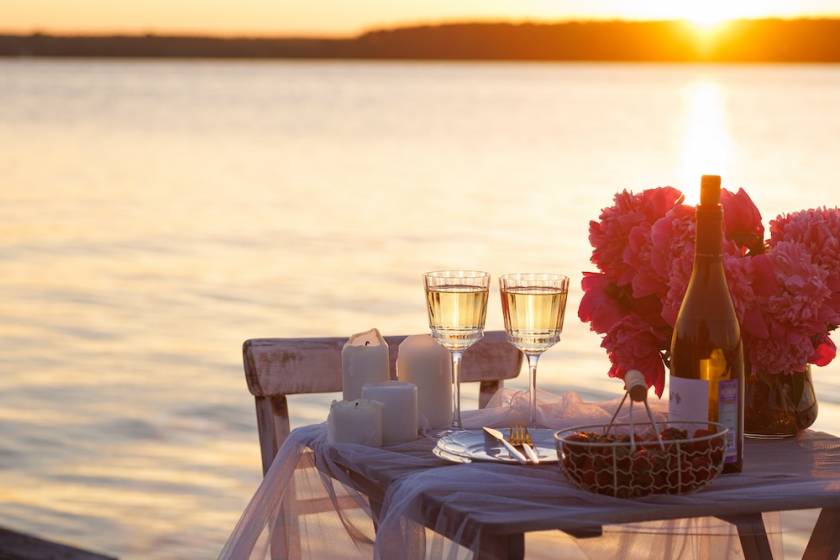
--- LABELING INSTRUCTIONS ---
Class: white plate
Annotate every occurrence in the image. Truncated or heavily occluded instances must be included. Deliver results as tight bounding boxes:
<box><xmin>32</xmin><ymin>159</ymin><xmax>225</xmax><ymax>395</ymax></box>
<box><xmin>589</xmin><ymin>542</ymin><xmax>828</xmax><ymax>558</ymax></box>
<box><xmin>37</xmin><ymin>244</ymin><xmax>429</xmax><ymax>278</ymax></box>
<box><xmin>434</xmin><ymin>428</ymin><xmax>558</xmax><ymax>464</ymax></box>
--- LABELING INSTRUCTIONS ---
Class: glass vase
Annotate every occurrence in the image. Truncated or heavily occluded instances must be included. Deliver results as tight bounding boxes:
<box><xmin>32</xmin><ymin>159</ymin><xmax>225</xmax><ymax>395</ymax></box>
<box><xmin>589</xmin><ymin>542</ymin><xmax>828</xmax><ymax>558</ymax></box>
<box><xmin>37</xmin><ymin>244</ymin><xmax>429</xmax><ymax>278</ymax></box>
<box><xmin>744</xmin><ymin>365</ymin><xmax>818</xmax><ymax>438</ymax></box>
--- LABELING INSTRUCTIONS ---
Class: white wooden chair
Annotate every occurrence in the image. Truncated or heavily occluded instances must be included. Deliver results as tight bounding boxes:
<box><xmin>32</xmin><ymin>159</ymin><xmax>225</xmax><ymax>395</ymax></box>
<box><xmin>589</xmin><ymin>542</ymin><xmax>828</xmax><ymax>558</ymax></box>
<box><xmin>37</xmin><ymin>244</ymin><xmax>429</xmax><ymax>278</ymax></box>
<box><xmin>243</xmin><ymin>331</ymin><xmax>522</xmax><ymax>558</ymax></box>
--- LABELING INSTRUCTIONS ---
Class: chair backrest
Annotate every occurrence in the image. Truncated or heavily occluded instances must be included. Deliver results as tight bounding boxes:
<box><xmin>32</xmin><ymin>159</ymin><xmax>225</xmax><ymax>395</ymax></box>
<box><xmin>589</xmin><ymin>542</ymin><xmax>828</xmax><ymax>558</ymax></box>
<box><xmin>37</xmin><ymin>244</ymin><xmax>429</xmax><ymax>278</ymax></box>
<box><xmin>243</xmin><ymin>331</ymin><xmax>522</xmax><ymax>474</ymax></box>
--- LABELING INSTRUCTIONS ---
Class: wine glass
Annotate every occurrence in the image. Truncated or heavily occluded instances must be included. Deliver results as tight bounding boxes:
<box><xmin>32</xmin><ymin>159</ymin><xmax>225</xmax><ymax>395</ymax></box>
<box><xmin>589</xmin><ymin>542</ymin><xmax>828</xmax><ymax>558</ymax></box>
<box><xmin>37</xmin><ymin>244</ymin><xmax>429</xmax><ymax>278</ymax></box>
<box><xmin>500</xmin><ymin>273</ymin><xmax>569</xmax><ymax>427</ymax></box>
<box><xmin>424</xmin><ymin>270</ymin><xmax>490</xmax><ymax>432</ymax></box>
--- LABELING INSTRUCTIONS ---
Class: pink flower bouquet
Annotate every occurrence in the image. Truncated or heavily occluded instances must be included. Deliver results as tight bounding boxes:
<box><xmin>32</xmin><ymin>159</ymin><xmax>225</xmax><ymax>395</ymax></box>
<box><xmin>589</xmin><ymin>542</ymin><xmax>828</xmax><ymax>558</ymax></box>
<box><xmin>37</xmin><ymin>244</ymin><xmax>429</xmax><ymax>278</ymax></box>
<box><xmin>579</xmin><ymin>187</ymin><xmax>840</xmax><ymax>397</ymax></box>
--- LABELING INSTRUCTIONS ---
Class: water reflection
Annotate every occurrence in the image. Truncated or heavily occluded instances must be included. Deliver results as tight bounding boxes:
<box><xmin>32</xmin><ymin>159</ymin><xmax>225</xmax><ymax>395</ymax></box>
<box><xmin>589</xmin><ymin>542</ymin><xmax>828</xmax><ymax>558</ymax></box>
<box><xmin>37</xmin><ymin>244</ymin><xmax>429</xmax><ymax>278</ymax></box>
<box><xmin>1</xmin><ymin>61</ymin><xmax>839</xmax><ymax>559</ymax></box>
<box><xmin>679</xmin><ymin>80</ymin><xmax>733</xmax><ymax>203</ymax></box>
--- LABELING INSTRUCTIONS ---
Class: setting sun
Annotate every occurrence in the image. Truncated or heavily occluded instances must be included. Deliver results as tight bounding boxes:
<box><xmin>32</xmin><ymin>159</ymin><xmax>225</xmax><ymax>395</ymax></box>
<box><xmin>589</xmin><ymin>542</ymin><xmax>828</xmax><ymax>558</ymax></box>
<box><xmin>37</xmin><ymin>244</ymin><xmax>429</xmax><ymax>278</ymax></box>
<box><xmin>676</xmin><ymin>0</ymin><xmax>745</xmax><ymax>31</ymax></box>
<box><xmin>683</xmin><ymin>7</ymin><xmax>731</xmax><ymax>28</ymax></box>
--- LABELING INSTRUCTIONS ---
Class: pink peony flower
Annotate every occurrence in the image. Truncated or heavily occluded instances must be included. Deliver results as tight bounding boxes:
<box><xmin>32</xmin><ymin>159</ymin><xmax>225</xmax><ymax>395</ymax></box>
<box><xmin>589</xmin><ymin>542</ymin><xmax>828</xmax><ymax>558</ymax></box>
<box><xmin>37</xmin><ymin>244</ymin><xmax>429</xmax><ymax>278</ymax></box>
<box><xmin>651</xmin><ymin>205</ymin><xmax>696</xmax><ymax>326</ymax></box>
<box><xmin>770</xmin><ymin>207</ymin><xmax>840</xmax><ymax>282</ymax></box>
<box><xmin>624</xmin><ymin>223</ymin><xmax>663</xmax><ymax>298</ymax></box>
<box><xmin>601</xmin><ymin>315</ymin><xmax>668</xmax><ymax>397</ymax></box>
<box><xmin>578</xmin><ymin>272</ymin><xmax>668</xmax><ymax>335</ymax></box>
<box><xmin>588</xmin><ymin>187</ymin><xmax>683</xmax><ymax>286</ymax></box>
<box><xmin>723</xmin><ymin>255</ymin><xmax>767</xmax><ymax>339</ymax></box>
<box><xmin>770</xmin><ymin>207</ymin><xmax>840</xmax><ymax>321</ymax></box>
<box><xmin>747</xmin><ymin>242</ymin><xmax>835</xmax><ymax>372</ymax></box>
<box><xmin>765</xmin><ymin>242</ymin><xmax>834</xmax><ymax>332</ymax></box>
<box><xmin>721</xmin><ymin>188</ymin><xmax>764</xmax><ymax>254</ymax></box>
<box><xmin>578</xmin><ymin>272</ymin><xmax>626</xmax><ymax>334</ymax></box>
<box><xmin>650</xmin><ymin>205</ymin><xmax>695</xmax><ymax>279</ymax></box>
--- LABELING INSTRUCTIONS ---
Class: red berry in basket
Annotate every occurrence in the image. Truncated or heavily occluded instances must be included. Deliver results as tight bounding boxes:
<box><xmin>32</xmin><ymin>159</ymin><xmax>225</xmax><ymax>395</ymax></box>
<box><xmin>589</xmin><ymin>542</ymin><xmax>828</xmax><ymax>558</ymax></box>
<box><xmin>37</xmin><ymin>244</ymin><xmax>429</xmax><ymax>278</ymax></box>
<box><xmin>653</xmin><ymin>470</ymin><xmax>668</xmax><ymax>491</ymax></box>
<box><xmin>693</xmin><ymin>428</ymin><xmax>714</xmax><ymax>439</ymax></box>
<box><xmin>635</xmin><ymin>470</ymin><xmax>654</xmax><ymax>488</ymax></box>
<box><xmin>567</xmin><ymin>449</ymin><xmax>585</xmax><ymax>468</ymax></box>
<box><xmin>630</xmin><ymin>448</ymin><xmax>649</xmax><ymax>472</ymax></box>
<box><xmin>593</xmin><ymin>443</ymin><xmax>612</xmax><ymax>458</ymax></box>
<box><xmin>647</xmin><ymin>448</ymin><xmax>667</xmax><ymax>470</ymax></box>
<box><xmin>593</xmin><ymin>454</ymin><xmax>610</xmax><ymax>472</ymax></box>
<box><xmin>709</xmin><ymin>436</ymin><xmax>725</xmax><ymax>464</ymax></box>
<box><xmin>661</xmin><ymin>427</ymin><xmax>688</xmax><ymax>441</ymax></box>
<box><xmin>597</xmin><ymin>469</ymin><xmax>613</xmax><ymax>487</ymax></box>
<box><xmin>691</xmin><ymin>457</ymin><xmax>712</xmax><ymax>484</ymax></box>
<box><xmin>635</xmin><ymin>432</ymin><xmax>656</xmax><ymax>444</ymax></box>
<box><xmin>692</xmin><ymin>455</ymin><xmax>707</xmax><ymax>466</ymax></box>
<box><xmin>617</xmin><ymin>469</ymin><xmax>632</xmax><ymax>487</ymax></box>
<box><xmin>679</xmin><ymin>461</ymin><xmax>698</xmax><ymax>492</ymax></box>
<box><xmin>615</xmin><ymin>446</ymin><xmax>631</xmax><ymax>469</ymax></box>
<box><xmin>691</xmin><ymin>428</ymin><xmax>715</xmax><ymax>453</ymax></box>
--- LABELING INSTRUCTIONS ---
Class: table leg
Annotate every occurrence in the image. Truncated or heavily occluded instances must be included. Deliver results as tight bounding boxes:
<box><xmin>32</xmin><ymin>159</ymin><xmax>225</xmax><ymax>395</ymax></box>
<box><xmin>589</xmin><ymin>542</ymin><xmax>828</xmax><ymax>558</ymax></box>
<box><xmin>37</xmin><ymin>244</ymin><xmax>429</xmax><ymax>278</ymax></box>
<box><xmin>271</xmin><ymin>491</ymin><xmax>301</xmax><ymax>560</ymax></box>
<box><xmin>369</xmin><ymin>494</ymin><xmax>383</xmax><ymax>531</ymax></box>
<box><xmin>718</xmin><ymin>513</ymin><xmax>774</xmax><ymax>560</ymax></box>
<box><xmin>802</xmin><ymin>507</ymin><xmax>840</xmax><ymax>560</ymax></box>
<box><xmin>475</xmin><ymin>533</ymin><xmax>524</xmax><ymax>560</ymax></box>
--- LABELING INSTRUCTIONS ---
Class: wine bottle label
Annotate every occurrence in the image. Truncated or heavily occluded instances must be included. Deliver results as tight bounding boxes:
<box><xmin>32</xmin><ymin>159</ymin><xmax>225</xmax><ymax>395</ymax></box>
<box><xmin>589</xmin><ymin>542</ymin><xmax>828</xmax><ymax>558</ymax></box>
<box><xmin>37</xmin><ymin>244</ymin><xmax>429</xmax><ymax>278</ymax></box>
<box><xmin>719</xmin><ymin>379</ymin><xmax>739</xmax><ymax>464</ymax></box>
<box><xmin>668</xmin><ymin>376</ymin><xmax>709</xmax><ymax>423</ymax></box>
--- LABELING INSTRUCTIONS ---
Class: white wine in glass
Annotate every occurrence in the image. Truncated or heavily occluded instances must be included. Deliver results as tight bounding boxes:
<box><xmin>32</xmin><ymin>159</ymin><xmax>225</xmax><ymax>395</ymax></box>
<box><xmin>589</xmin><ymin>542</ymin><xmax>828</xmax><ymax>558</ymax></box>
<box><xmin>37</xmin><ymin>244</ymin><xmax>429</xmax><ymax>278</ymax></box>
<box><xmin>500</xmin><ymin>273</ymin><xmax>569</xmax><ymax>426</ymax></box>
<box><xmin>424</xmin><ymin>271</ymin><xmax>490</xmax><ymax>432</ymax></box>
<box><xmin>425</xmin><ymin>285</ymin><xmax>488</xmax><ymax>351</ymax></box>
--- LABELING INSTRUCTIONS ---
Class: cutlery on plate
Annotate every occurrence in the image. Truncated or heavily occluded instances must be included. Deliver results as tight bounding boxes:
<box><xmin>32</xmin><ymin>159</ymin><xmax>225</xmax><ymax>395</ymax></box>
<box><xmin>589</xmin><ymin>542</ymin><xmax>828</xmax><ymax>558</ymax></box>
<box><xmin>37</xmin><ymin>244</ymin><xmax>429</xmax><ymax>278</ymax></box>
<box><xmin>482</xmin><ymin>426</ymin><xmax>528</xmax><ymax>465</ymax></box>
<box><xmin>510</xmin><ymin>425</ymin><xmax>540</xmax><ymax>464</ymax></box>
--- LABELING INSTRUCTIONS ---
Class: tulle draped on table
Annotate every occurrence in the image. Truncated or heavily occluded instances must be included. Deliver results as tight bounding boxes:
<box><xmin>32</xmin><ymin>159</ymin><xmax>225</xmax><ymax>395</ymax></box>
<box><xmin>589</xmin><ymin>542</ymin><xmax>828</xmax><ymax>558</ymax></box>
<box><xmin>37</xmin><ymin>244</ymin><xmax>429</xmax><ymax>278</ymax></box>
<box><xmin>219</xmin><ymin>389</ymin><xmax>840</xmax><ymax>559</ymax></box>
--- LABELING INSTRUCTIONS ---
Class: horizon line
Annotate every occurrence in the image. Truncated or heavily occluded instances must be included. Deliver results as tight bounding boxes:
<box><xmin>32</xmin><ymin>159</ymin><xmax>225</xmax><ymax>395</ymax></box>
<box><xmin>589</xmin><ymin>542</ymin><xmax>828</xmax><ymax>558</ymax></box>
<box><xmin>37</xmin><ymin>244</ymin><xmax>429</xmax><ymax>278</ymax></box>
<box><xmin>4</xmin><ymin>14</ymin><xmax>840</xmax><ymax>40</ymax></box>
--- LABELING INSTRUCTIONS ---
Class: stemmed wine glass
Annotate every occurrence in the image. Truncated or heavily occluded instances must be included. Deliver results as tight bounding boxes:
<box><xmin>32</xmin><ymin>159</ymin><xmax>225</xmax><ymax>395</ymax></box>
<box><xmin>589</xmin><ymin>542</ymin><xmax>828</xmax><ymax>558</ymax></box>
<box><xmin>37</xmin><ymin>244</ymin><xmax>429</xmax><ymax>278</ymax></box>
<box><xmin>424</xmin><ymin>270</ymin><xmax>490</xmax><ymax>432</ymax></box>
<box><xmin>500</xmin><ymin>273</ymin><xmax>569</xmax><ymax>427</ymax></box>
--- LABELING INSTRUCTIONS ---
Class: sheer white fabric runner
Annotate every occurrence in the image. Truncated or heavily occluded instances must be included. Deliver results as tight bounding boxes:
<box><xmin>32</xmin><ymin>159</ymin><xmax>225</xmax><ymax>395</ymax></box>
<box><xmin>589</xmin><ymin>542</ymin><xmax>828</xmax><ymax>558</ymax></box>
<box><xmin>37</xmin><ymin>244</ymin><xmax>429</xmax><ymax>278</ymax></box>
<box><xmin>219</xmin><ymin>389</ymin><xmax>840</xmax><ymax>559</ymax></box>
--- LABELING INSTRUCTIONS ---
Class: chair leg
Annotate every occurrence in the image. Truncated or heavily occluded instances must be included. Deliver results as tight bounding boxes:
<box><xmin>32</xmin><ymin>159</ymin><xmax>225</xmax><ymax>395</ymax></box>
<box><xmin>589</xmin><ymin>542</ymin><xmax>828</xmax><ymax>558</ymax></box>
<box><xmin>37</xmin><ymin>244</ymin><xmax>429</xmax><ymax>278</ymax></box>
<box><xmin>475</xmin><ymin>533</ymin><xmax>524</xmax><ymax>560</ymax></box>
<box><xmin>719</xmin><ymin>513</ymin><xmax>774</xmax><ymax>560</ymax></box>
<box><xmin>255</xmin><ymin>396</ymin><xmax>302</xmax><ymax>560</ymax></box>
<box><xmin>802</xmin><ymin>507</ymin><xmax>840</xmax><ymax>560</ymax></box>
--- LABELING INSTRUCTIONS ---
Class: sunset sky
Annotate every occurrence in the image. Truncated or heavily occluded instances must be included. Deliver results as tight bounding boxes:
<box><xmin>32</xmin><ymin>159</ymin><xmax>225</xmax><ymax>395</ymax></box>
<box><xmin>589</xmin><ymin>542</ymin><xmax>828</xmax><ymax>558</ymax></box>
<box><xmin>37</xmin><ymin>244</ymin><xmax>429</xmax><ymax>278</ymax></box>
<box><xmin>3</xmin><ymin>0</ymin><xmax>840</xmax><ymax>36</ymax></box>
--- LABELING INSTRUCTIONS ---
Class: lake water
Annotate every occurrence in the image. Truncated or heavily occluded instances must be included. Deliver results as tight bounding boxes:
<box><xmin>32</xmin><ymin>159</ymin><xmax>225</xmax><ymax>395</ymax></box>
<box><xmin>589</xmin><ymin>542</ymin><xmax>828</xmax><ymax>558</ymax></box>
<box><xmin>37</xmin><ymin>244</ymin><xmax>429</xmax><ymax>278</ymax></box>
<box><xmin>1</xmin><ymin>60</ymin><xmax>839</xmax><ymax>559</ymax></box>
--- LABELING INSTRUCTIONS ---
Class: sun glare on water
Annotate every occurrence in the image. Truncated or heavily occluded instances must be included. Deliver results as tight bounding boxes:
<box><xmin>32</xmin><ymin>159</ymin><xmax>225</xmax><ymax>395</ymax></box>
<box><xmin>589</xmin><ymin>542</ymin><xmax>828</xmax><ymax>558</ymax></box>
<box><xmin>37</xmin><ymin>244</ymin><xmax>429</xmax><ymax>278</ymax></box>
<box><xmin>679</xmin><ymin>80</ymin><xmax>733</xmax><ymax>205</ymax></box>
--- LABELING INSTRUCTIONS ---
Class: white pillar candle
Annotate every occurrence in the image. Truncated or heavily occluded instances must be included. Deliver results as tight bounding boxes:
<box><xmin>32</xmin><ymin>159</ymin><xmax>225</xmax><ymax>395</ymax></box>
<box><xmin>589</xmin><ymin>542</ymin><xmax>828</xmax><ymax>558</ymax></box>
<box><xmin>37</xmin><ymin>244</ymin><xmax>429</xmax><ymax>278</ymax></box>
<box><xmin>362</xmin><ymin>381</ymin><xmax>418</xmax><ymax>445</ymax></box>
<box><xmin>341</xmin><ymin>328</ymin><xmax>390</xmax><ymax>401</ymax></box>
<box><xmin>397</xmin><ymin>334</ymin><xmax>452</xmax><ymax>430</ymax></box>
<box><xmin>327</xmin><ymin>399</ymin><xmax>384</xmax><ymax>446</ymax></box>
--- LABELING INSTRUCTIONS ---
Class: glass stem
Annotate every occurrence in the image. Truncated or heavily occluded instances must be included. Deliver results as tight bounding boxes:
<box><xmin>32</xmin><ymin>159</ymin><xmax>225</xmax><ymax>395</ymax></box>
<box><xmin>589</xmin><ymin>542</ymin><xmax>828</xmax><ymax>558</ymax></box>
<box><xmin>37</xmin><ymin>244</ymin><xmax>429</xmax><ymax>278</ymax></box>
<box><xmin>450</xmin><ymin>351</ymin><xmax>463</xmax><ymax>430</ymax></box>
<box><xmin>526</xmin><ymin>353</ymin><xmax>541</xmax><ymax>427</ymax></box>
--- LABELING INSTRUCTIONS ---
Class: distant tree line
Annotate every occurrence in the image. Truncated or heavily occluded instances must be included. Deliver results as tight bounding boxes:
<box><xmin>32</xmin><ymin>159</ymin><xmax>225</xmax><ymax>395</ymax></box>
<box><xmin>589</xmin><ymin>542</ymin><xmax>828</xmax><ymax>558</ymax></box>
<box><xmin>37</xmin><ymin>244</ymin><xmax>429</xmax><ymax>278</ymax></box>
<box><xmin>2</xmin><ymin>20</ymin><xmax>840</xmax><ymax>62</ymax></box>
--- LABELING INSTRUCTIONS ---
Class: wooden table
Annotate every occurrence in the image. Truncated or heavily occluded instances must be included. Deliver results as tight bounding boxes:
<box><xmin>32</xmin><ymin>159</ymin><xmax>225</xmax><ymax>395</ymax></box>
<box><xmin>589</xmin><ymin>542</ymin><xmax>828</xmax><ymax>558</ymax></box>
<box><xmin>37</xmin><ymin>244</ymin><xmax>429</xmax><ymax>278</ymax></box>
<box><xmin>318</xmin><ymin>432</ymin><xmax>840</xmax><ymax>560</ymax></box>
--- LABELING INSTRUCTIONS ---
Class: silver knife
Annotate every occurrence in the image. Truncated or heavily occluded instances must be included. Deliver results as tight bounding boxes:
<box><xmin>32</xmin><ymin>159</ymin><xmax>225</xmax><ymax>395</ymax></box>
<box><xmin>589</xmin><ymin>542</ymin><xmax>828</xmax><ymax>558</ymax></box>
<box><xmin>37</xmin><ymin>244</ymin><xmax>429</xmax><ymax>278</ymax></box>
<box><xmin>482</xmin><ymin>427</ymin><xmax>528</xmax><ymax>465</ymax></box>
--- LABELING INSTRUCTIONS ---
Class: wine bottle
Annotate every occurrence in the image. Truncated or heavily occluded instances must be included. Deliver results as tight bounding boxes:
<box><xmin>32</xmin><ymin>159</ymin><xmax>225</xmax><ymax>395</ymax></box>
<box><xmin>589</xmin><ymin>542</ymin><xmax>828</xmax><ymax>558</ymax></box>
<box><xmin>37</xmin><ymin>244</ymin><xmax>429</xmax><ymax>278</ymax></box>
<box><xmin>669</xmin><ymin>175</ymin><xmax>744</xmax><ymax>474</ymax></box>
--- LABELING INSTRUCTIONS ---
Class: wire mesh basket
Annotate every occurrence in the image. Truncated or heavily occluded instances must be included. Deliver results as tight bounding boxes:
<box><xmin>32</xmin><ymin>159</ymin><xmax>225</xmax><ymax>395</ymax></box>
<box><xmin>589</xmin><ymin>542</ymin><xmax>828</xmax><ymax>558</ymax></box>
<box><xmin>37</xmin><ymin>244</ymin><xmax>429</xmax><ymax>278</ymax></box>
<box><xmin>555</xmin><ymin>421</ymin><xmax>728</xmax><ymax>498</ymax></box>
